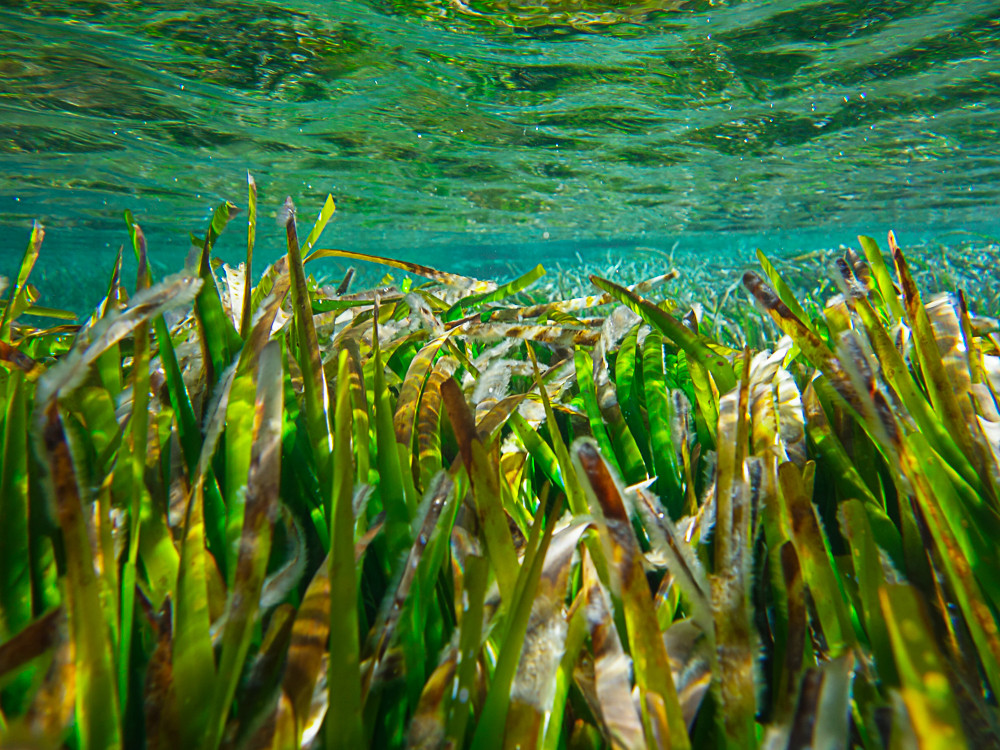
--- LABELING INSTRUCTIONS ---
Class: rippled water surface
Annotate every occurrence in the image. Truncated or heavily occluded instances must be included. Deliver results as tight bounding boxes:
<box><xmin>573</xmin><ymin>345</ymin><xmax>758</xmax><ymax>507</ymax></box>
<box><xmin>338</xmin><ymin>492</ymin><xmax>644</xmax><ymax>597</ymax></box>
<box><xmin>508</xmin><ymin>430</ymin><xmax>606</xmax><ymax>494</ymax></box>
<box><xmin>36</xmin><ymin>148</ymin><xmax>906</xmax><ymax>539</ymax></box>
<box><xmin>2</xmin><ymin>0</ymin><xmax>1000</xmax><ymax>290</ymax></box>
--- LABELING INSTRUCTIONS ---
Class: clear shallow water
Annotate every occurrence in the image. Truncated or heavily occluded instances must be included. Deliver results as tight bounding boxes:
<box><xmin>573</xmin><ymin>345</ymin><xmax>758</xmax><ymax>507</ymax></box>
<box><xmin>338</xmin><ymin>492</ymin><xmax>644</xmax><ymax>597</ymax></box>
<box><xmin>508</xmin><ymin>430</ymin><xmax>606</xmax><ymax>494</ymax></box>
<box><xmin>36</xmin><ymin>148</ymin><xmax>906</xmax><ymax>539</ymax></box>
<box><xmin>2</xmin><ymin>0</ymin><xmax>1000</xmax><ymax>301</ymax></box>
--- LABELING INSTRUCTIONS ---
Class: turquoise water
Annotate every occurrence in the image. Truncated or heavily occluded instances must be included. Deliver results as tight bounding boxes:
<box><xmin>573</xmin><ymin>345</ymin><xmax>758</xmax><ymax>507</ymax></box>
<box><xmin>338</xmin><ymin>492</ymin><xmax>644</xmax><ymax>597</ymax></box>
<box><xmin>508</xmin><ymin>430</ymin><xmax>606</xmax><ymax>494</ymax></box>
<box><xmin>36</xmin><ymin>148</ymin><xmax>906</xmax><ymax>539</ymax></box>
<box><xmin>2</xmin><ymin>0</ymin><xmax>1000</xmax><ymax>301</ymax></box>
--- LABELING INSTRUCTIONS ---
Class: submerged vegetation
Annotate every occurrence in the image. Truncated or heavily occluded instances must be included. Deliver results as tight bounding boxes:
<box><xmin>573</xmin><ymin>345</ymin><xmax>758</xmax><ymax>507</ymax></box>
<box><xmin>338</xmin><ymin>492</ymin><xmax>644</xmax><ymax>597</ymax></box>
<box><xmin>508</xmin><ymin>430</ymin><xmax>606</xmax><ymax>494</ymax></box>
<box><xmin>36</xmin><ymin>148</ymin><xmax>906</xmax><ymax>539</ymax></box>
<box><xmin>1</xmin><ymin>181</ymin><xmax>1000</xmax><ymax>749</ymax></box>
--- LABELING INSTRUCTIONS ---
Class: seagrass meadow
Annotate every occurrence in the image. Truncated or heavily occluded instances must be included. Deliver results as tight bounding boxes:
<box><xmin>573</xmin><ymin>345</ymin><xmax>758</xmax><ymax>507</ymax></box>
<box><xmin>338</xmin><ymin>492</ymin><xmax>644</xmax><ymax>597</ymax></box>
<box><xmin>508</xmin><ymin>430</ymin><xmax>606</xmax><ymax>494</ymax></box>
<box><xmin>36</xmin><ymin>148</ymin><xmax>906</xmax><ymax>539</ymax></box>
<box><xmin>1</xmin><ymin>183</ymin><xmax>1000</xmax><ymax>750</ymax></box>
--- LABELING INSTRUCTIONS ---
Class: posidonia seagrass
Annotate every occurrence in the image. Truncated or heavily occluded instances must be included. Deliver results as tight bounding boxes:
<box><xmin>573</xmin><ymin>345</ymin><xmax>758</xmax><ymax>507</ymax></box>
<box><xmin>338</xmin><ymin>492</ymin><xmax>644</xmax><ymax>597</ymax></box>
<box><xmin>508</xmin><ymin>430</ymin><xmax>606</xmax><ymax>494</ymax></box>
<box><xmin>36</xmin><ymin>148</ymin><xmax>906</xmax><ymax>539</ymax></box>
<box><xmin>1</xmin><ymin>184</ymin><xmax>999</xmax><ymax>749</ymax></box>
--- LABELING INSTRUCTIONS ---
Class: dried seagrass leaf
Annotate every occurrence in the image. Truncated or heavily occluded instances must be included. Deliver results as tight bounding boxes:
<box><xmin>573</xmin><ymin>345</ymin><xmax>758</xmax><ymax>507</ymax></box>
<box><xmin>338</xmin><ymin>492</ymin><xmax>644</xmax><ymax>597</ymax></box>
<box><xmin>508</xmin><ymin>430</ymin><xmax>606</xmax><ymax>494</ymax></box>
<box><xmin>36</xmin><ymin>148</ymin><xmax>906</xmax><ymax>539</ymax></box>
<box><xmin>774</xmin><ymin>361</ymin><xmax>807</xmax><ymax>467</ymax></box>
<box><xmin>925</xmin><ymin>294</ymin><xmax>998</xmax><ymax>474</ymax></box>
<box><xmin>455</xmin><ymin>319</ymin><xmax>601</xmax><ymax>348</ymax></box>
<box><xmin>833</xmin><ymin>329</ymin><xmax>901</xmax><ymax>449</ymax></box>
<box><xmin>404</xmin><ymin>291</ymin><xmax>445</xmax><ymax>335</ymax></box>
<box><xmin>260</xmin><ymin>509</ymin><xmax>307</xmax><ymax>609</ymax></box>
<box><xmin>20</xmin><ymin>607</ymin><xmax>75</xmax><ymax>746</ymax></box>
<box><xmin>308</xmin><ymin>247</ymin><xmax>493</xmax><ymax>292</ymax></box>
<box><xmin>19</xmin><ymin>323</ymin><xmax>80</xmax><ymax>342</ymax></box>
<box><xmin>596</xmin><ymin>305</ymin><xmax>641</xmax><ymax>360</ymax></box>
<box><xmin>335</xmin><ymin>286</ymin><xmax>401</xmax><ymax>305</ymax></box>
<box><xmin>417</xmin><ymin>356</ymin><xmax>458</xmax><ymax>489</ymax></box>
<box><xmin>407</xmin><ymin>649</ymin><xmax>458</xmax><ymax>750</ymax></box>
<box><xmin>772</xmin><ymin>541</ymin><xmax>809</xmax><ymax>722</ymax></box>
<box><xmin>491</xmin><ymin>271</ymin><xmax>680</xmax><ymax>323</ymax></box>
<box><xmin>222</xmin><ymin>262</ymin><xmax>245</xmax><ymax>330</ymax></box>
<box><xmin>754</xmin><ymin>249</ymin><xmax>818</xmax><ymax>337</ymax></box>
<box><xmin>834</xmin><ymin>256</ymin><xmax>867</xmax><ymax>301</ymax></box>
<box><xmin>0</xmin><ymin>339</ymin><xmax>42</xmax><ymax>375</ymax></box>
<box><xmin>144</xmin><ymin>600</ymin><xmax>179</xmax><ymax>750</ymax></box>
<box><xmin>844</xmin><ymin>247</ymin><xmax>873</xmax><ymax>294</ymax></box>
<box><xmin>710</xmin><ymin>375</ymin><xmax>757</xmax><ymax>749</ymax></box>
<box><xmin>466</xmin><ymin>348</ymin><xmax>522</xmax><ymax>415</ymax></box>
<box><xmin>281</xmin><ymin>552</ymin><xmax>331</xmax><ymax>740</ymax></box>
<box><xmin>682</xmin><ymin>306</ymin><xmax>701</xmax><ymax>334</ymax></box>
<box><xmin>761</xmin><ymin>665</ymin><xmax>819</xmax><ymax>750</ymax></box>
<box><xmin>577</xmin><ymin>554</ymin><xmax>645</xmax><ymax>750</ymax></box>
<box><xmin>747</xmin><ymin>342</ymin><xmax>806</xmax><ymax>468</ymax></box>
<box><xmin>476</xmin><ymin>392</ymin><xmax>533</xmax><ymax>438</ymax></box>
<box><xmin>662</xmin><ymin>619</ymin><xmax>711</xmax><ymax>730</ymax></box>
<box><xmin>747</xmin><ymin>347</ymin><xmax>784</xmax><ymax>450</ymax></box>
<box><xmin>468</xmin><ymin>340</ymin><xmax>517</xmax><ymax>389</ymax></box>
<box><xmin>742</xmin><ymin>272</ymin><xmax>824</xmax><ymax>355</ymax></box>
<box><xmin>243</xmin><ymin>692</ymin><xmax>297</xmax><ymax>750</ymax></box>
<box><xmin>336</xmin><ymin>266</ymin><xmax>356</xmax><ymax>296</ymax></box>
<box><xmin>342</xmin><ymin>338</ymin><xmax>371</xmax><ymax>486</ymax></box>
<box><xmin>0</xmin><ymin>607</ymin><xmax>62</xmax><ymax>678</ymax></box>
<box><xmin>744</xmin><ymin>270</ymin><xmax>875</xmax><ymax>423</ymax></box>
<box><xmin>779</xmin><ymin>654</ymin><xmax>853</xmax><ymax>750</ymax></box>
<box><xmin>509</xmin><ymin>519</ymin><xmax>594</xmax><ymax>721</ymax></box>
<box><xmin>236</xmin><ymin>268</ymin><xmax>290</xmax><ymax>376</ymax></box>
<box><xmin>573</xmin><ymin>438</ymin><xmax>690</xmax><ymax>749</ymax></box>
<box><xmin>959</xmin><ymin>292</ymin><xmax>992</xmax><ymax>386</ymax></box>
<box><xmin>222</xmin><ymin>603</ymin><xmax>295</xmax><ymax>749</ymax></box>
<box><xmin>476</xmin><ymin>355</ymin><xmax>575</xmax><ymax>439</ymax></box>
<box><xmin>490</xmin><ymin>293</ymin><xmax>609</xmax><ymax>322</ymax></box>
<box><xmin>978</xmin><ymin>409</ymin><xmax>1000</xmax><ymax>478</ymax></box>
<box><xmin>442</xmin><ymin>377</ymin><xmax>518</xmax><ymax>601</ymax></box>
<box><xmin>395</xmin><ymin>335</ymin><xmax>449</xmax><ymax>447</ymax></box>
<box><xmin>197</xmin><ymin>362</ymin><xmax>238</xmax><ymax>480</ymax></box>
<box><xmin>635</xmin><ymin>488</ymin><xmax>710</xmax><ymax>634</ymax></box>
<box><xmin>36</xmin><ymin>273</ymin><xmax>203</xmax><ymax>406</ymax></box>
<box><xmin>670</xmin><ymin>388</ymin><xmax>701</xmax><ymax>515</ymax></box>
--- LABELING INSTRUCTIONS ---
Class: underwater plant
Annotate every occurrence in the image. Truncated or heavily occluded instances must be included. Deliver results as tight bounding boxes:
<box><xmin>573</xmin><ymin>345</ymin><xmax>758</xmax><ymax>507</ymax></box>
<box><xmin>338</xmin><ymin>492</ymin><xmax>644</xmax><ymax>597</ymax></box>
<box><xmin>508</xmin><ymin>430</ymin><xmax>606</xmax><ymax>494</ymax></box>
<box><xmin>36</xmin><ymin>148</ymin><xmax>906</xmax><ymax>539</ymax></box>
<box><xmin>0</xmin><ymin>181</ymin><xmax>998</xmax><ymax>749</ymax></box>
